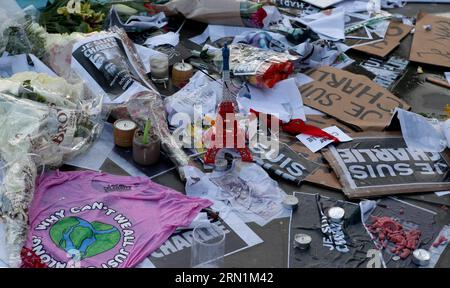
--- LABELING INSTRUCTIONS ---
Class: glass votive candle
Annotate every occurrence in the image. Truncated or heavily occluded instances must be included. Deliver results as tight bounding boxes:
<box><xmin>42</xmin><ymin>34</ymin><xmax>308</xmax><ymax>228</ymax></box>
<box><xmin>149</xmin><ymin>53</ymin><xmax>169</xmax><ymax>83</ymax></box>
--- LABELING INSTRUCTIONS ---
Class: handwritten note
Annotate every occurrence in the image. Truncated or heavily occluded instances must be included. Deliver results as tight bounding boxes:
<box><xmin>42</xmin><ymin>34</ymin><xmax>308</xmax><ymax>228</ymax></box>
<box><xmin>409</xmin><ymin>13</ymin><xmax>450</xmax><ymax>68</ymax></box>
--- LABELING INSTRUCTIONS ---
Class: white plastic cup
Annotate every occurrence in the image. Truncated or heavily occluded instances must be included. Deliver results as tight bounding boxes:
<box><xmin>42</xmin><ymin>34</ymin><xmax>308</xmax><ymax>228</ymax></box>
<box><xmin>190</xmin><ymin>223</ymin><xmax>226</xmax><ymax>268</ymax></box>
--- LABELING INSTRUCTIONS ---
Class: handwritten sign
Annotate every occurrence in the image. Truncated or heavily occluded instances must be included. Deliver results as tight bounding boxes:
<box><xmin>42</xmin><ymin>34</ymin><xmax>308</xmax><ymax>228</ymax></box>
<box><xmin>300</xmin><ymin>66</ymin><xmax>410</xmax><ymax>131</ymax></box>
<box><xmin>409</xmin><ymin>13</ymin><xmax>450</xmax><ymax>68</ymax></box>
<box><xmin>323</xmin><ymin>134</ymin><xmax>450</xmax><ymax>198</ymax></box>
<box><xmin>354</xmin><ymin>22</ymin><xmax>412</xmax><ymax>58</ymax></box>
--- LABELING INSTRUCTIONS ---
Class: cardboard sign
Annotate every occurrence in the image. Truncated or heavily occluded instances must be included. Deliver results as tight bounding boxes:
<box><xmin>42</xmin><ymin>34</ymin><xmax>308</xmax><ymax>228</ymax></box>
<box><xmin>288</xmin><ymin>192</ymin><xmax>376</xmax><ymax>268</ymax></box>
<box><xmin>361</xmin><ymin>197</ymin><xmax>448</xmax><ymax>268</ymax></box>
<box><xmin>249</xmin><ymin>128</ymin><xmax>321</xmax><ymax>186</ymax></box>
<box><xmin>146</xmin><ymin>208</ymin><xmax>262</xmax><ymax>267</ymax></box>
<box><xmin>409</xmin><ymin>13</ymin><xmax>450</xmax><ymax>68</ymax></box>
<box><xmin>323</xmin><ymin>133</ymin><xmax>450</xmax><ymax>198</ymax></box>
<box><xmin>272</xmin><ymin>115</ymin><xmax>358</xmax><ymax>190</ymax></box>
<box><xmin>353</xmin><ymin>22</ymin><xmax>413</xmax><ymax>58</ymax></box>
<box><xmin>300</xmin><ymin>66</ymin><xmax>410</xmax><ymax>131</ymax></box>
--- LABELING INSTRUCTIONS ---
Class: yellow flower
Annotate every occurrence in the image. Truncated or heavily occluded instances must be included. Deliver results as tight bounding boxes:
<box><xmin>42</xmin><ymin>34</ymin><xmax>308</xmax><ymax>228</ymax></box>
<box><xmin>445</xmin><ymin>105</ymin><xmax>450</xmax><ymax>118</ymax></box>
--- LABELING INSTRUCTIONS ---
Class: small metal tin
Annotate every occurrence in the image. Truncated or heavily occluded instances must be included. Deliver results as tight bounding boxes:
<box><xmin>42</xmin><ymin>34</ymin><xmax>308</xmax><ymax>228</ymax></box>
<box><xmin>412</xmin><ymin>249</ymin><xmax>431</xmax><ymax>266</ymax></box>
<box><xmin>294</xmin><ymin>233</ymin><xmax>312</xmax><ymax>250</ymax></box>
<box><xmin>214</xmin><ymin>159</ymin><xmax>228</xmax><ymax>171</ymax></box>
<box><xmin>328</xmin><ymin>207</ymin><xmax>345</xmax><ymax>223</ymax></box>
<box><xmin>283</xmin><ymin>195</ymin><xmax>299</xmax><ymax>210</ymax></box>
<box><xmin>392</xmin><ymin>256</ymin><xmax>401</xmax><ymax>261</ymax></box>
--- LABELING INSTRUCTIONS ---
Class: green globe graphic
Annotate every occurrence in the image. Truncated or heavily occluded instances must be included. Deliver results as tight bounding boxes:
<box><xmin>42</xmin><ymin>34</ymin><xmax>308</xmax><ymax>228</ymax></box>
<box><xmin>50</xmin><ymin>216</ymin><xmax>121</xmax><ymax>259</ymax></box>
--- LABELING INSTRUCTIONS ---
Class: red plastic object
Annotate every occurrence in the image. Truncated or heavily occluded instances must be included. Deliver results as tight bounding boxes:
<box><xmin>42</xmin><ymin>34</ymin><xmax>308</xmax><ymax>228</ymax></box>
<box><xmin>205</xmin><ymin>101</ymin><xmax>252</xmax><ymax>164</ymax></box>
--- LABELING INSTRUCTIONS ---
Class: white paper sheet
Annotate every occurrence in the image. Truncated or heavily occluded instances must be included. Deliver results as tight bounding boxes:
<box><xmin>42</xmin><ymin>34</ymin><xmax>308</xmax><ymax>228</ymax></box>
<box><xmin>144</xmin><ymin>32</ymin><xmax>180</xmax><ymax>49</ymax></box>
<box><xmin>299</xmin><ymin>8</ymin><xmax>346</xmax><ymax>40</ymax></box>
<box><xmin>445</xmin><ymin>72</ymin><xmax>450</xmax><ymax>85</ymax></box>
<box><xmin>435</xmin><ymin>191</ymin><xmax>450</xmax><ymax>197</ymax></box>
<box><xmin>183</xmin><ymin>164</ymin><xmax>290</xmax><ymax>227</ymax></box>
<box><xmin>296</xmin><ymin>126</ymin><xmax>352</xmax><ymax>153</ymax></box>
<box><xmin>302</xmin><ymin>0</ymin><xmax>345</xmax><ymax>8</ymax></box>
<box><xmin>238</xmin><ymin>78</ymin><xmax>306</xmax><ymax>122</ymax></box>
<box><xmin>0</xmin><ymin>53</ymin><xmax>57</xmax><ymax>77</ymax></box>
<box><xmin>189</xmin><ymin>25</ymin><xmax>259</xmax><ymax>45</ymax></box>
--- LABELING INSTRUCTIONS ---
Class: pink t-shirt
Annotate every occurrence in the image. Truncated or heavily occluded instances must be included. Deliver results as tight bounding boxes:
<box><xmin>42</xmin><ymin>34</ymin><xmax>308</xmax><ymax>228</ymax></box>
<box><xmin>24</xmin><ymin>170</ymin><xmax>212</xmax><ymax>268</ymax></box>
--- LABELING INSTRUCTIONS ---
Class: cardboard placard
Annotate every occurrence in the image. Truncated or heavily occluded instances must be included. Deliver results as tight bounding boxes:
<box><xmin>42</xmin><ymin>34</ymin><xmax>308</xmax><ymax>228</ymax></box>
<box><xmin>145</xmin><ymin>205</ymin><xmax>263</xmax><ymax>267</ymax></box>
<box><xmin>300</xmin><ymin>66</ymin><xmax>410</xmax><ymax>131</ymax></box>
<box><xmin>323</xmin><ymin>133</ymin><xmax>450</xmax><ymax>198</ymax></box>
<box><xmin>288</xmin><ymin>192</ymin><xmax>376</xmax><ymax>268</ymax></box>
<box><xmin>250</xmin><ymin>140</ymin><xmax>321</xmax><ymax>186</ymax></box>
<box><xmin>353</xmin><ymin>22</ymin><xmax>413</xmax><ymax>58</ymax></box>
<box><xmin>361</xmin><ymin>197</ymin><xmax>448</xmax><ymax>268</ymax></box>
<box><xmin>409</xmin><ymin>13</ymin><xmax>450</xmax><ymax>68</ymax></box>
<box><xmin>271</xmin><ymin>115</ymin><xmax>358</xmax><ymax>190</ymax></box>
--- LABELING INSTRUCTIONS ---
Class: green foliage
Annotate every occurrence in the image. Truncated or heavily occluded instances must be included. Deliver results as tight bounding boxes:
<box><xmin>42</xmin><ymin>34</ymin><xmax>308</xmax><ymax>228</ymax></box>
<box><xmin>39</xmin><ymin>0</ymin><xmax>107</xmax><ymax>34</ymax></box>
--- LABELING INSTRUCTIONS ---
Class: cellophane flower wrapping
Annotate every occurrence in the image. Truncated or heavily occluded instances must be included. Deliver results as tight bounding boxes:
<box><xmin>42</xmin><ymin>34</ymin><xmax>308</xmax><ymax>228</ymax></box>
<box><xmin>0</xmin><ymin>71</ymin><xmax>104</xmax><ymax>267</ymax></box>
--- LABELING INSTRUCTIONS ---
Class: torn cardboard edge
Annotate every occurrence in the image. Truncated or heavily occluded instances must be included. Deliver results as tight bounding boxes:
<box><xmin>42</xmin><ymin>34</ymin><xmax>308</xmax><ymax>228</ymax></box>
<box><xmin>409</xmin><ymin>12</ymin><xmax>450</xmax><ymax>68</ymax></box>
<box><xmin>353</xmin><ymin>21</ymin><xmax>413</xmax><ymax>58</ymax></box>
<box><xmin>323</xmin><ymin>132</ymin><xmax>450</xmax><ymax>199</ymax></box>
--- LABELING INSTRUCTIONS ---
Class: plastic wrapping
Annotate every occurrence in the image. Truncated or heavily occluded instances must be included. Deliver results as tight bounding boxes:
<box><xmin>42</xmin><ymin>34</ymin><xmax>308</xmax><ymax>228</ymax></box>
<box><xmin>0</xmin><ymin>71</ymin><xmax>104</xmax><ymax>267</ymax></box>
<box><xmin>396</xmin><ymin>108</ymin><xmax>447</xmax><ymax>153</ymax></box>
<box><xmin>229</xmin><ymin>43</ymin><xmax>298</xmax><ymax>88</ymax></box>
<box><xmin>150</xmin><ymin>0</ymin><xmax>269</xmax><ymax>28</ymax></box>
<box><xmin>184</xmin><ymin>161</ymin><xmax>289</xmax><ymax>226</ymax></box>
<box><xmin>127</xmin><ymin>90</ymin><xmax>190</xmax><ymax>179</ymax></box>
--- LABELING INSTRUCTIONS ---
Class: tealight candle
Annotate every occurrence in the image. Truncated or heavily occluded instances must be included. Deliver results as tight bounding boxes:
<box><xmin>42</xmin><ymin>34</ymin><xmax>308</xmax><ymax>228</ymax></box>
<box><xmin>412</xmin><ymin>249</ymin><xmax>431</xmax><ymax>266</ymax></box>
<box><xmin>294</xmin><ymin>233</ymin><xmax>312</xmax><ymax>250</ymax></box>
<box><xmin>150</xmin><ymin>54</ymin><xmax>169</xmax><ymax>83</ymax></box>
<box><xmin>328</xmin><ymin>207</ymin><xmax>345</xmax><ymax>223</ymax></box>
<box><xmin>283</xmin><ymin>195</ymin><xmax>299</xmax><ymax>210</ymax></box>
<box><xmin>172</xmin><ymin>61</ymin><xmax>193</xmax><ymax>88</ymax></box>
<box><xmin>113</xmin><ymin>119</ymin><xmax>137</xmax><ymax>148</ymax></box>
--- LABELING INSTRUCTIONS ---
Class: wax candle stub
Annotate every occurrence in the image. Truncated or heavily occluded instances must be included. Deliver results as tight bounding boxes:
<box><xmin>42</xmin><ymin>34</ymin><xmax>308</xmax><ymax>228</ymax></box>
<box><xmin>115</xmin><ymin>120</ymin><xmax>137</xmax><ymax>131</ymax></box>
<box><xmin>294</xmin><ymin>233</ymin><xmax>312</xmax><ymax>250</ymax></box>
<box><xmin>328</xmin><ymin>207</ymin><xmax>345</xmax><ymax>223</ymax></box>
<box><xmin>412</xmin><ymin>249</ymin><xmax>431</xmax><ymax>266</ymax></box>
<box><xmin>114</xmin><ymin>119</ymin><xmax>137</xmax><ymax>148</ymax></box>
<box><xmin>172</xmin><ymin>62</ymin><xmax>193</xmax><ymax>88</ymax></box>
